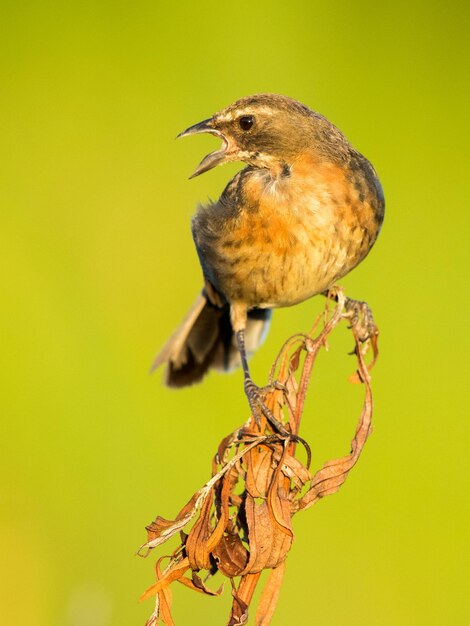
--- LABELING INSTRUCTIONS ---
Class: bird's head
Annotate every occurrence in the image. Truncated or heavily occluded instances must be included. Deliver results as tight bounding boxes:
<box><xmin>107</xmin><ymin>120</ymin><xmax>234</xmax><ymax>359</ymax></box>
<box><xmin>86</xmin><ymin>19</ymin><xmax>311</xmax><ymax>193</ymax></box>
<box><xmin>178</xmin><ymin>94</ymin><xmax>347</xmax><ymax>178</ymax></box>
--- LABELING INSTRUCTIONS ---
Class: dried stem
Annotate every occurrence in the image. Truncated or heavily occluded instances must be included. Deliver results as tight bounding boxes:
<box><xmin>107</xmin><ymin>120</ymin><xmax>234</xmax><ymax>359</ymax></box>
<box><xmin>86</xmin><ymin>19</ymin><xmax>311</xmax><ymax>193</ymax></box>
<box><xmin>139</xmin><ymin>289</ymin><xmax>379</xmax><ymax>625</ymax></box>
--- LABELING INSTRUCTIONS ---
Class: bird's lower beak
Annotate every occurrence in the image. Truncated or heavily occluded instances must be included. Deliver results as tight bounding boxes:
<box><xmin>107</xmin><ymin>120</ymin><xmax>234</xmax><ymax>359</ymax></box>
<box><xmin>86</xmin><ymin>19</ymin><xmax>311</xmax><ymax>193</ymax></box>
<box><xmin>177</xmin><ymin>118</ymin><xmax>229</xmax><ymax>179</ymax></box>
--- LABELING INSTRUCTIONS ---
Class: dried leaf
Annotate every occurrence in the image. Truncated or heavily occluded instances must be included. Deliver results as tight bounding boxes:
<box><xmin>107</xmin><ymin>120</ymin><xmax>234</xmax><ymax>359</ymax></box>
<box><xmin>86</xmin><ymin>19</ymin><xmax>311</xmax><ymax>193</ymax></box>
<box><xmin>255</xmin><ymin>563</ymin><xmax>286</xmax><ymax>626</ymax></box>
<box><xmin>186</xmin><ymin>488</ymin><xmax>214</xmax><ymax>570</ymax></box>
<box><xmin>281</xmin><ymin>453</ymin><xmax>312</xmax><ymax>489</ymax></box>
<box><xmin>155</xmin><ymin>558</ymin><xmax>174</xmax><ymax>626</ymax></box>
<box><xmin>146</xmin><ymin>516</ymin><xmax>181</xmax><ymax>543</ymax></box>
<box><xmin>205</xmin><ymin>466</ymin><xmax>233</xmax><ymax>553</ymax></box>
<box><xmin>245</xmin><ymin>444</ymin><xmax>274</xmax><ymax>498</ymax></box>
<box><xmin>289</xmin><ymin>346</ymin><xmax>302</xmax><ymax>374</ymax></box>
<box><xmin>213</xmin><ymin>531</ymin><xmax>249</xmax><ymax>577</ymax></box>
<box><xmin>140</xmin><ymin>557</ymin><xmax>190</xmax><ymax>602</ymax></box>
<box><xmin>299</xmin><ymin>340</ymin><xmax>373</xmax><ymax>511</ymax></box>
<box><xmin>267</xmin><ymin>445</ymin><xmax>294</xmax><ymax>538</ymax></box>
<box><xmin>349</xmin><ymin>329</ymin><xmax>379</xmax><ymax>384</ymax></box>
<box><xmin>242</xmin><ymin>496</ymin><xmax>292</xmax><ymax>573</ymax></box>
<box><xmin>140</xmin><ymin>492</ymin><xmax>201</xmax><ymax>554</ymax></box>
<box><xmin>177</xmin><ymin>572</ymin><xmax>224</xmax><ymax>596</ymax></box>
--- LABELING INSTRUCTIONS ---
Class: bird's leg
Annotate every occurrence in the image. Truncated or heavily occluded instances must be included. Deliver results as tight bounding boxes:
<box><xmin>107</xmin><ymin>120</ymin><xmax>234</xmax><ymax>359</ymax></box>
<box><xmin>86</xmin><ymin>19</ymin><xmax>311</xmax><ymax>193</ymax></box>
<box><xmin>231</xmin><ymin>302</ymin><xmax>289</xmax><ymax>435</ymax></box>
<box><xmin>235</xmin><ymin>328</ymin><xmax>289</xmax><ymax>436</ymax></box>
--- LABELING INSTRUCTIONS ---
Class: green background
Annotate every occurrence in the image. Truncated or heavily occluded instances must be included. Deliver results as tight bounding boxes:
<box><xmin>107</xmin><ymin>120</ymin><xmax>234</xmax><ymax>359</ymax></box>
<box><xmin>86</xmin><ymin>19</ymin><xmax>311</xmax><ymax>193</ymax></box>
<box><xmin>1</xmin><ymin>1</ymin><xmax>468</xmax><ymax>624</ymax></box>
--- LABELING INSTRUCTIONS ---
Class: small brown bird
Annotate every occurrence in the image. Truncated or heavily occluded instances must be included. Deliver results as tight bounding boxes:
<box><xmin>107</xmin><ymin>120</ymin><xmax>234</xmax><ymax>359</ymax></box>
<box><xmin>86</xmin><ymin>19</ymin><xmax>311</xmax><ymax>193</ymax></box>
<box><xmin>153</xmin><ymin>94</ymin><xmax>384</xmax><ymax>425</ymax></box>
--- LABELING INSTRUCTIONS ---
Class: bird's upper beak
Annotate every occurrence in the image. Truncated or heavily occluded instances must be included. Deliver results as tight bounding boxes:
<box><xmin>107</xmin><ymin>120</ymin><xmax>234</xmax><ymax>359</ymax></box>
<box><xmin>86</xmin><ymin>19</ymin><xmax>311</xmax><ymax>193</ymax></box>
<box><xmin>177</xmin><ymin>118</ymin><xmax>229</xmax><ymax>179</ymax></box>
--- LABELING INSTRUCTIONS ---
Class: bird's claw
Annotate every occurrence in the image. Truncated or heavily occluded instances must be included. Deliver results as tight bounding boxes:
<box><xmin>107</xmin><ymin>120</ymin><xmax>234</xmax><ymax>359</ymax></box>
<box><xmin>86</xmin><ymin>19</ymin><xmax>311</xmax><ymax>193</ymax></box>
<box><xmin>344</xmin><ymin>298</ymin><xmax>378</xmax><ymax>344</ymax></box>
<box><xmin>256</xmin><ymin>380</ymin><xmax>289</xmax><ymax>396</ymax></box>
<box><xmin>244</xmin><ymin>378</ymin><xmax>290</xmax><ymax>436</ymax></box>
<box><xmin>271</xmin><ymin>380</ymin><xmax>289</xmax><ymax>394</ymax></box>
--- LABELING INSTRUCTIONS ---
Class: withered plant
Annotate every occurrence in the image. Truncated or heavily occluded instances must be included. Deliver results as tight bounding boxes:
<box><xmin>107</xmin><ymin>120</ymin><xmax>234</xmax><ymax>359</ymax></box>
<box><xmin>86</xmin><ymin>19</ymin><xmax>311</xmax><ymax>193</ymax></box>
<box><xmin>138</xmin><ymin>289</ymin><xmax>379</xmax><ymax>625</ymax></box>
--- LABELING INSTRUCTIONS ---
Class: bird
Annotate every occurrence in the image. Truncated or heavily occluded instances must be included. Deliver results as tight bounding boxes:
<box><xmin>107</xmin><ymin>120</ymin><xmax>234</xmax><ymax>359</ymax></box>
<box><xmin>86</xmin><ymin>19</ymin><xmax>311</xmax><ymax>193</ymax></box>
<box><xmin>152</xmin><ymin>93</ymin><xmax>384</xmax><ymax>428</ymax></box>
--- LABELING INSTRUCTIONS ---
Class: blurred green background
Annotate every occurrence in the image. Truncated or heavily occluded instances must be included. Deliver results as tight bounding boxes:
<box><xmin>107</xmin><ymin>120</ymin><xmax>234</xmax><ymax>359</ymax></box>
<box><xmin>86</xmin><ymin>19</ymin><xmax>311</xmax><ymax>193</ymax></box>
<box><xmin>1</xmin><ymin>1</ymin><xmax>468</xmax><ymax>624</ymax></box>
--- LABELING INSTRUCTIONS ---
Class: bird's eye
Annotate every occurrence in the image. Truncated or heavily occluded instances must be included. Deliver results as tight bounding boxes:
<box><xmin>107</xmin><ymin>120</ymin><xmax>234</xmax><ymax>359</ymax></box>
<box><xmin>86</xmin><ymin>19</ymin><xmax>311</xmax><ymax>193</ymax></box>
<box><xmin>239</xmin><ymin>115</ymin><xmax>254</xmax><ymax>131</ymax></box>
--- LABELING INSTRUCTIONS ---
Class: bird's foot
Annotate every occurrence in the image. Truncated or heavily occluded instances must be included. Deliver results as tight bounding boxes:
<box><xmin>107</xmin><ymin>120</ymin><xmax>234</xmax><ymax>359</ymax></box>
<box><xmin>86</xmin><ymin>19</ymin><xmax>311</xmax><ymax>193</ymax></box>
<box><xmin>344</xmin><ymin>298</ymin><xmax>378</xmax><ymax>344</ymax></box>
<box><xmin>244</xmin><ymin>378</ymin><xmax>290</xmax><ymax>436</ymax></box>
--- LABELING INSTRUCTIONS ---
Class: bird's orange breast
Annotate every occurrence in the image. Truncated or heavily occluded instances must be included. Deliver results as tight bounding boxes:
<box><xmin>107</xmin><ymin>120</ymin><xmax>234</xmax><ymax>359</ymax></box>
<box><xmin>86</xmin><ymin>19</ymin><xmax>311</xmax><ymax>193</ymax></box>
<box><xmin>199</xmin><ymin>152</ymin><xmax>381</xmax><ymax>309</ymax></box>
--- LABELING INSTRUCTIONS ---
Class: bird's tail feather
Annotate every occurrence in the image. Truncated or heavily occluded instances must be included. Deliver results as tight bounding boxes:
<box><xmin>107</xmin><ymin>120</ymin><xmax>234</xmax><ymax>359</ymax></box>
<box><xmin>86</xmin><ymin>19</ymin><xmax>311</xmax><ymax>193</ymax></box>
<box><xmin>151</xmin><ymin>293</ymin><xmax>271</xmax><ymax>388</ymax></box>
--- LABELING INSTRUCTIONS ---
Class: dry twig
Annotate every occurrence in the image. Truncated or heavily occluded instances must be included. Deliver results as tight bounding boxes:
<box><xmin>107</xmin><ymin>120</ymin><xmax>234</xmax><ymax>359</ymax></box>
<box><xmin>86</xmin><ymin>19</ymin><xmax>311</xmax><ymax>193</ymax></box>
<box><xmin>138</xmin><ymin>289</ymin><xmax>379</xmax><ymax>625</ymax></box>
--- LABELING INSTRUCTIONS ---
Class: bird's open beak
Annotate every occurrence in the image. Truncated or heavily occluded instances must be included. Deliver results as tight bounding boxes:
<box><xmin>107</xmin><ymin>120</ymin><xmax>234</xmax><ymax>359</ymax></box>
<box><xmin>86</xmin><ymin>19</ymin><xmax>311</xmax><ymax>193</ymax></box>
<box><xmin>177</xmin><ymin>118</ymin><xmax>229</xmax><ymax>179</ymax></box>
